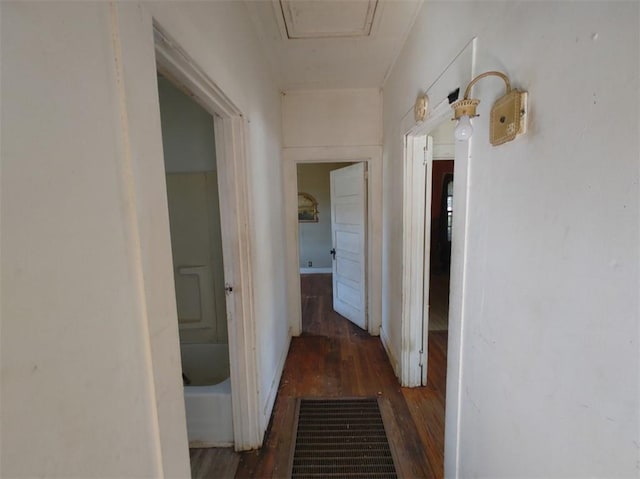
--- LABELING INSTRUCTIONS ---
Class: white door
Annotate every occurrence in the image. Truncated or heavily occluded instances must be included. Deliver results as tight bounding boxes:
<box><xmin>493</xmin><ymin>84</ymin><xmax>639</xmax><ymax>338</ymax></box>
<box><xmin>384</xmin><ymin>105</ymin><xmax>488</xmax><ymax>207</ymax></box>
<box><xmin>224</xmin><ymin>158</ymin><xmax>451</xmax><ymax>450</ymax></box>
<box><xmin>330</xmin><ymin>163</ymin><xmax>367</xmax><ymax>330</ymax></box>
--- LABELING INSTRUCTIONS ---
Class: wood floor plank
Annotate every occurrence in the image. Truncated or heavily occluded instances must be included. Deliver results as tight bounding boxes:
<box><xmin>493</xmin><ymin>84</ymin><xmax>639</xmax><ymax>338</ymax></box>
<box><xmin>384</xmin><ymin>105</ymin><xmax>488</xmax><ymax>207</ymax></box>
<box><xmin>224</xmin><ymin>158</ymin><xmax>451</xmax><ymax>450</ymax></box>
<box><xmin>235</xmin><ymin>273</ymin><xmax>447</xmax><ymax>478</ymax></box>
<box><xmin>190</xmin><ymin>447</ymin><xmax>239</xmax><ymax>479</ymax></box>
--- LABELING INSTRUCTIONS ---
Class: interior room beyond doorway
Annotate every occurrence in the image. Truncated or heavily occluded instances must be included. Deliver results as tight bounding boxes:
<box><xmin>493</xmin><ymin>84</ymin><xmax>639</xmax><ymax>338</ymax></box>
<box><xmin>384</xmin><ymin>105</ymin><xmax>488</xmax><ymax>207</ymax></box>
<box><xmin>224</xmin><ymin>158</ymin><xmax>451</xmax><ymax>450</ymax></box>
<box><xmin>426</xmin><ymin>119</ymin><xmax>455</xmax><ymax>335</ymax></box>
<box><xmin>428</xmin><ymin>161</ymin><xmax>453</xmax><ymax>332</ymax></box>
<box><xmin>297</xmin><ymin>162</ymin><xmax>353</xmax><ymax>274</ymax></box>
<box><xmin>157</xmin><ymin>71</ymin><xmax>235</xmax><ymax>455</ymax></box>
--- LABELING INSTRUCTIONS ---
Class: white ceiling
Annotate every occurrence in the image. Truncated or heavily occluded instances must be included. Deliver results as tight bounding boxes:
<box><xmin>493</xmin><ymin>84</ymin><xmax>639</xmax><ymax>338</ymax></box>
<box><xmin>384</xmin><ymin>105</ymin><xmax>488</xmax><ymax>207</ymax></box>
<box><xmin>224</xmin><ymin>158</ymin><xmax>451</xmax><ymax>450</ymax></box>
<box><xmin>245</xmin><ymin>0</ymin><xmax>423</xmax><ymax>90</ymax></box>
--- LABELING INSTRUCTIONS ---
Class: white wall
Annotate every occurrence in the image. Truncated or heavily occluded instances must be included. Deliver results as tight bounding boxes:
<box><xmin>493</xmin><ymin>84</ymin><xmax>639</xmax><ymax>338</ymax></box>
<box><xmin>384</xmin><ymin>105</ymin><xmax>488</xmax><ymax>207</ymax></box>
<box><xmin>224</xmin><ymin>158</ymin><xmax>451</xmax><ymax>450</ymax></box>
<box><xmin>283</xmin><ymin>89</ymin><xmax>382</xmax><ymax>148</ymax></box>
<box><xmin>297</xmin><ymin>163</ymin><xmax>349</xmax><ymax>269</ymax></box>
<box><xmin>1</xmin><ymin>0</ymin><xmax>287</xmax><ymax>476</ymax></box>
<box><xmin>282</xmin><ymin>88</ymin><xmax>384</xmax><ymax>335</ymax></box>
<box><xmin>383</xmin><ymin>1</ymin><xmax>639</xmax><ymax>477</ymax></box>
<box><xmin>1</xmin><ymin>3</ymin><xmax>173</xmax><ymax>477</ymax></box>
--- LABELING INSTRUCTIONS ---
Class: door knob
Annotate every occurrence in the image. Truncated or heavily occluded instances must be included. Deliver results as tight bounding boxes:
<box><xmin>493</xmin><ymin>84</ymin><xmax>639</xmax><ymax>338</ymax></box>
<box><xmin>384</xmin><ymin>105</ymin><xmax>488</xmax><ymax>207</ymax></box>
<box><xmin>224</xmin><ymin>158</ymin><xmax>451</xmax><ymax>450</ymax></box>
<box><xmin>330</xmin><ymin>248</ymin><xmax>336</xmax><ymax>260</ymax></box>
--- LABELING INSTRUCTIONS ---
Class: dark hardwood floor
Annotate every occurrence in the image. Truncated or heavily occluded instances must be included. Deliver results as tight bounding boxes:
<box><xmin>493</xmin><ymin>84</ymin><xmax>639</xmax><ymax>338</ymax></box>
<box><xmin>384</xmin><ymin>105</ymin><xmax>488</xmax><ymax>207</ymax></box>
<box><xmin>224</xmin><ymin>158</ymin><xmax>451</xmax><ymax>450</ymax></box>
<box><xmin>235</xmin><ymin>273</ymin><xmax>447</xmax><ymax>479</ymax></box>
<box><xmin>190</xmin><ymin>447</ymin><xmax>239</xmax><ymax>479</ymax></box>
<box><xmin>428</xmin><ymin>271</ymin><xmax>450</xmax><ymax>331</ymax></box>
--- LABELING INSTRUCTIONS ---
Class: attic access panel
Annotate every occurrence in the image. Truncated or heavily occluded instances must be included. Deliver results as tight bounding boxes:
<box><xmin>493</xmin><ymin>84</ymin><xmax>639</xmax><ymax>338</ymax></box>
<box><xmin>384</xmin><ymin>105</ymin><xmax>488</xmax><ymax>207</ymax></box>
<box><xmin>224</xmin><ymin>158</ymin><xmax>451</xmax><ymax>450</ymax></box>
<box><xmin>278</xmin><ymin>0</ymin><xmax>378</xmax><ymax>39</ymax></box>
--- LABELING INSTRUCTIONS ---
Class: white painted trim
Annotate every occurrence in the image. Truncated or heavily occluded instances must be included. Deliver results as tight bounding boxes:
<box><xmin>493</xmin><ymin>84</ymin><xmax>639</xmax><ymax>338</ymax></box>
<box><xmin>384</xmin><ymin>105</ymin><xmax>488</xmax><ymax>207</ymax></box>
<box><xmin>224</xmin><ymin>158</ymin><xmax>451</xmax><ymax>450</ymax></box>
<box><xmin>421</xmin><ymin>136</ymin><xmax>434</xmax><ymax>387</ymax></box>
<box><xmin>260</xmin><ymin>334</ymin><xmax>291</xmax><ymax>431</ymax></box>
<box><xmin>400</xmin><ymin>133</ymin><xmax>427</xmax><ymax>387</ymax></box>
<box><xmin>283</xmin><ymin>146</ymin><xmax>383</xmax><ymax>337</ymax></box>
<box><xmin>270</xmin><ymin>0</ymin><xmax>288</xmax><ymax>40</ymax></box>
<box><xmin>154</xmin><ymin>28</ymin><xmax>241</xmax><ymax>119</ymax></box>
<box><xmin>154</xmin><ymin>23</ymin><xmax>261</xmax><ymax>451</ymax></box>
<box><xmin>447</xmin><ymin>39</ymin><xmax>476</xmax><ymax>479</ymax></box>
<box><xmin>398</xmin><ymin>38</ymin><xmax>477</xmax><ymax>479</ymax></box>
<box><xmin>447</xmin><ymin>126</ymin><xmax>472</xmax><ymax>479</ymax></box>
<box><xmin>300</xmin><ymin>267</ymin><xmax>332</xmax><ymax>274</ymax></box>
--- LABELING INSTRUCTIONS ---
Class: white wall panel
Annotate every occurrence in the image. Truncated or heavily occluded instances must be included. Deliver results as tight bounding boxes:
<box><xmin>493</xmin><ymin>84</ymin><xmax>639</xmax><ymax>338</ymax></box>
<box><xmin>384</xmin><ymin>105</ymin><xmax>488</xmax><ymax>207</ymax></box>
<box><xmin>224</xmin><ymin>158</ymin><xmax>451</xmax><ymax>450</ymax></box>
<box><xmin>382</xmin><ymin>2</ymin><xmax>639</xmax><ymax>477</ymax></box>
<box><xmin>283</xmin><ymin>89</ymin><xmax>382</xmax><ymax>147</ymax></box>
<box><xmin>1</xmin><ymin>0</ymin><xmax>287</xmax><ymax>475</ymax></box>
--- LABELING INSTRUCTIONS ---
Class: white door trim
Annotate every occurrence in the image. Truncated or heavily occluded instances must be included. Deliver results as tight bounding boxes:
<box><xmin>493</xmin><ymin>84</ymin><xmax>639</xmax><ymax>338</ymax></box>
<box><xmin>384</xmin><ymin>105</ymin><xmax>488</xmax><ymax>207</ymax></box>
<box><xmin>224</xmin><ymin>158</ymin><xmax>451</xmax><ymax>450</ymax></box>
<box><xmin>154</xmin><ymin>23</ymin><xmax>261</xmax><ymax>451</ymax></box>
<box><xmin>401</xmin><ymin>133</ymin><xmax>428</xmax><ymax>387</ymax></box>
<box><xmin>399</xmin><ymin>38</ymin><xmax>476</xmax><ymax>478</ymax></box>
<box><xmin>283</xmin><ymin>146</ymin><xmax>383</xmax><ymax>337</ymax></box>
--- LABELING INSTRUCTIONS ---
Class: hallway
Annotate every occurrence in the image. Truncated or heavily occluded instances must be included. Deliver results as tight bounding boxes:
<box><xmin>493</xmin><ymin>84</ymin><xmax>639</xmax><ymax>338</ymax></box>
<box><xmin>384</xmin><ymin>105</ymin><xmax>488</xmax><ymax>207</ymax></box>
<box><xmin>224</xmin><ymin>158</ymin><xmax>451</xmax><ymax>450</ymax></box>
<box><xmin>234</xmin><ymin>274</ymin><xmax>447</xmax><ymax>478</ymax></box>
<box><xmin>3</xmin><ymin>2</ymin><xmax>637</xmax><ymax>477</ymax></box>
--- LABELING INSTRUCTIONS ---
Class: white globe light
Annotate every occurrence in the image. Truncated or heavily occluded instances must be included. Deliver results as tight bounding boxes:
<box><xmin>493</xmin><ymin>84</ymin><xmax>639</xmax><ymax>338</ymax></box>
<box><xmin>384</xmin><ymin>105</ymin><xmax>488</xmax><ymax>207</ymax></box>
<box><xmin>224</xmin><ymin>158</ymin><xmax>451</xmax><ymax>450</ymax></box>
<box><xmin>454</xmin><ymin>115</ymin><xmax>474</xmax><ymax>141</ymax></box>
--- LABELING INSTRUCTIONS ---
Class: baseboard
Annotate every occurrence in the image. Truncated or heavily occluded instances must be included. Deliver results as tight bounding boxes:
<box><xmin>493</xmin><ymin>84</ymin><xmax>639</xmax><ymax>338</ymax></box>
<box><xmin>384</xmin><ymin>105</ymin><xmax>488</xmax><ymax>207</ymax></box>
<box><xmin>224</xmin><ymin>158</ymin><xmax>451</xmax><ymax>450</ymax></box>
<box><xmin>380</xmin><ymin>327</ymin><xmax>400</xmax><ymax>380</ymax></box>
<box><xmin>299</xmin><ymin>267</ymin><xmax>332</xmax><ymax>274</ymax></box>
<box><xmin>261</xmin><ymin>333</ymin><xmax>292</xmax><ymax>432</ymax></box>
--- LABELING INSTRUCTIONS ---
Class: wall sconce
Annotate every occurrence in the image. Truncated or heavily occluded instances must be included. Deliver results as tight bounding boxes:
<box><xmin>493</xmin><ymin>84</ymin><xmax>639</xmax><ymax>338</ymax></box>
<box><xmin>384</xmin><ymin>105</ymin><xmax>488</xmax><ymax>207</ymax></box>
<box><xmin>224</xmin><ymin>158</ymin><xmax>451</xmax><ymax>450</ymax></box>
<box><xmin>451</xmin><ymin>71</ymin><xmax>527</xmax><ymax>146</ymax></box>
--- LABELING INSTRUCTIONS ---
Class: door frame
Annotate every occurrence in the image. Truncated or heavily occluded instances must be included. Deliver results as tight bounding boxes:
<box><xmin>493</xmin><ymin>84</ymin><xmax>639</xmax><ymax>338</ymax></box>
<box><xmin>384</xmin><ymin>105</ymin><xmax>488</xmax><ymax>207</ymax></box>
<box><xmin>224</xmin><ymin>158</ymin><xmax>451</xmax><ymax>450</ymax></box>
<box><xmin>400</xmin><ymin>132</ymin><xmax>429</xmax><ymax>387</ymax></box>
<box><xmin>283</xmin><ymin>146</ymin><xmax>383</xmax><ymax>337</ymax></box>
<box><xmin>154</xmin><ymin>23</ymin><xmax>261</xmax><ymax>451</ymax></box>
<box><xmin>399</xmin><ymin>37</ymin><xmax>476</xmax><ymax>476</ymax></box>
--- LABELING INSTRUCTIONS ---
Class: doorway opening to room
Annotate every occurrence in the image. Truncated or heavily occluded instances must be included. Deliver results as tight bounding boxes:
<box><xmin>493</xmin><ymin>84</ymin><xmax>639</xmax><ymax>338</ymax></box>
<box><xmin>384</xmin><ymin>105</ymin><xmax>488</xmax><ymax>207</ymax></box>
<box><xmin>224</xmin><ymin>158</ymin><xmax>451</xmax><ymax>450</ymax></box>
<box><xmin>156</xmin><ymin>71</ymin><xmax>234</xmax><ymax>450</ymax></box>
<box><xmin>403</xmin><ymin>118</ymin><xmax>456</xmax><ymax>388</ymax></box>
<box><xmin>396</xmin><ymin>39</ymin><xmax>475</xmax><ymax>475</ymax></box>
<box><xmin>153</xmin><ymin>23</ymin><xmax>262</xmax><ymax>463</ymax></box>
<box><xmin>423</xmin><ymin>121</ymin><xmax>455</xmax><ymax>393</ymax></box>
<box><xmin>283</xmin><ymin>149</ymin><xmax>382</xmax><ymax>339</ymax></box>
<box><xmin>425</xmin><ymin>120</ymin><xmax>456</xmax><ymax>330</ymax></box>
<box><xmin>296</xmin><ymin>162</ymin><xmax>370</xmax><ymax>336</ymax></box>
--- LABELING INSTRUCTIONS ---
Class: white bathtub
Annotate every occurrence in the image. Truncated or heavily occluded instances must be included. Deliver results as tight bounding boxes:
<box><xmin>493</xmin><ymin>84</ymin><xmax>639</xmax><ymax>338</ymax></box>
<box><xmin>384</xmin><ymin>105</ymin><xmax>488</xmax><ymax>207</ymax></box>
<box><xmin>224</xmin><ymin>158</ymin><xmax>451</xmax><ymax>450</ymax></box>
<box><xmin>180</xmin><ymin>343</ymin><xmax>234</xmax><ymax>447</ymax></box>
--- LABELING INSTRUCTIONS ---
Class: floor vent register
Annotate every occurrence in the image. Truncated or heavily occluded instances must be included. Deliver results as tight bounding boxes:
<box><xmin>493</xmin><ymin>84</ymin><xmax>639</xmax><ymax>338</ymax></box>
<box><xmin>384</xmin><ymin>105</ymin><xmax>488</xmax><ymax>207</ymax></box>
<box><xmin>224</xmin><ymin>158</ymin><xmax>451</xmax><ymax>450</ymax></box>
<box><xmin>289</xmin><ymin>398</ymin><xmax>398</xmax><ymax>479</ymax></box>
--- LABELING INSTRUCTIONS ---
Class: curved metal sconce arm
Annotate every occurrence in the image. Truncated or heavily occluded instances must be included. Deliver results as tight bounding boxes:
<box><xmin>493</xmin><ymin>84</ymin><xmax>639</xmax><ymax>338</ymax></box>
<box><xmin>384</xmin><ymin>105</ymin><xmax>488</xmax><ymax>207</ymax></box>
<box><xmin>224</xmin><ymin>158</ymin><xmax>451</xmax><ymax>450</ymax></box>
<box><xmin>451</xmin><ymin>70</ymin><xmax>528</xmax><ymax>146</ymax></box>
<box><xmin>463</xmin><ymin>71</ymin><xmax>511</xmax><ymax>99</ymax></box>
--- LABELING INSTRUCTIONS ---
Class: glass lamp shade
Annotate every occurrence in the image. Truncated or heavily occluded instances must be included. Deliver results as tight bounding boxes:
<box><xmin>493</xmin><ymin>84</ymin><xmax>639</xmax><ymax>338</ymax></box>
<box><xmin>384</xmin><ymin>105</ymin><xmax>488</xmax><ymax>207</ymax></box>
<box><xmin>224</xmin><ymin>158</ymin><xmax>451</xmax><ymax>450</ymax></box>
<box><xmin>454</xmin><ymin>115</ymin><xmax>474</xmax><ymax>141</ymax></box>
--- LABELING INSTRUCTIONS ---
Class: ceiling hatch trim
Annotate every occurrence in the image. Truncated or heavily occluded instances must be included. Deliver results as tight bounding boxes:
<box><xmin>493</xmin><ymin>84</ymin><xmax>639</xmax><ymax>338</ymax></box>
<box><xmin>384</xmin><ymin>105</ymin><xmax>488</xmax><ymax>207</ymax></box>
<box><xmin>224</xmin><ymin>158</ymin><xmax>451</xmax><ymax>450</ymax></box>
<box><xmin>276</xmin><ymin>0</ymin><xmax>379</xmax><ymax>39</ymax></box>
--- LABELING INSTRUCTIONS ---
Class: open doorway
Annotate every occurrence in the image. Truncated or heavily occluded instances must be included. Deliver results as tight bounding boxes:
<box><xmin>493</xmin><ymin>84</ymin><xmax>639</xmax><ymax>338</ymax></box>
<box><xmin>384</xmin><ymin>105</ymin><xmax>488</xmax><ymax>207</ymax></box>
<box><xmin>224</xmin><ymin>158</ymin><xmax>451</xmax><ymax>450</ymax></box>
<box><xmin>427</xmin><ymin>166</ymin><xmax>453</xmax><ymax>332</ymax></box>
<box><xmin>283</xmin><ymin>148</ymin><xmax>383</xmax><ymax>338</ymax></box>
<box><xmin>400</xmin><ymin>97</ymin><xmax>467</xmax><ymax>389</ymax></box>
<box><xmin>153</xmin><ymin>24</ymin><xmax>261</xmax><ymax>455</ymax></box>
<box><xmin>297</xmin><ymin>162</ymin><xmax>369</xmax><ymax>334</ymax></box>
<box><xmin>403</xmin><ymin>118</ymin><xmax>456</xmax><ymax>388</ymax></box>
<box><xmin>395</xmin><ymin>39</ymin><xmax>474</xmax><ymax>476</ymax></box>
<box><xmin>401</xmin><ymin>122</ymin><xmax>455</xmax><ymax>388</ymax></box>
<box><xmin>425</xmin><ymin>120</ymin><xmax>455</xmax><ymax>337</ymax></box>
<box><xmin>156</xmin><ymin>72</ymin><xmax>233</xmax><ymax>448</ymax></box>
<box><xmin>421</xmin><ymin>120</ymin><xmax>455</xmax><ymax>394</ymax></box>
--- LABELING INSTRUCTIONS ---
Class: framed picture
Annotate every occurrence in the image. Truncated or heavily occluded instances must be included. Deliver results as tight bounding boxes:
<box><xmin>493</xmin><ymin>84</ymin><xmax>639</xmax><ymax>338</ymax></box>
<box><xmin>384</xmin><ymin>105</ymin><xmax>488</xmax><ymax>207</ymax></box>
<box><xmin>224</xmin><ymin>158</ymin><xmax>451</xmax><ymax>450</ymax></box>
<box><xmin>298</xmin><ymin>192</ymin><xmax>319</xmax><ymax>223</ymax></box>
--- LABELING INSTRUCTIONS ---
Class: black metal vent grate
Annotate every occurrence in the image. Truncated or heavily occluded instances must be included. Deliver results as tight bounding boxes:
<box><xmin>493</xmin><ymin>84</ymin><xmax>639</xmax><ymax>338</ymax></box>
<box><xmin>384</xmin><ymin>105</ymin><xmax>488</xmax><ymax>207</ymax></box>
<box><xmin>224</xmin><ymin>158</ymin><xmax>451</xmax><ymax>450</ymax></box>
<box><xmin>290</xmin><ymin>398</ymin><xmax>398</xmax><ymax>479</ymax></box>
